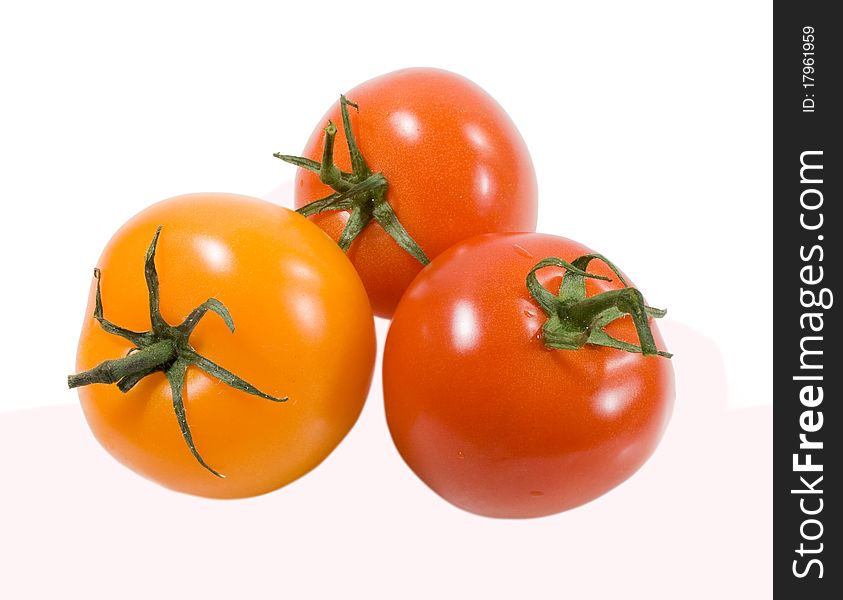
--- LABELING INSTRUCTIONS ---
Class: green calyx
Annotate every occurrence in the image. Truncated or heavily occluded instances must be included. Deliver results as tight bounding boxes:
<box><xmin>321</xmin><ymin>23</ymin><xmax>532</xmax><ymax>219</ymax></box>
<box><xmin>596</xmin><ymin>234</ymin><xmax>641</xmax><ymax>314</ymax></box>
<box><xmin>274</xmin><ymin>95</ymin><xmax>430</xmax><ymax>265</ymax></box>
<box><xmin>67</xmin><ymin>226</ymin><xmax>288</xmax><ymax>478</ymax></box>
<box><xmin>526</xmin><ymin>254</ymin><xmax>672</xmax><ymax>358</ymax></box>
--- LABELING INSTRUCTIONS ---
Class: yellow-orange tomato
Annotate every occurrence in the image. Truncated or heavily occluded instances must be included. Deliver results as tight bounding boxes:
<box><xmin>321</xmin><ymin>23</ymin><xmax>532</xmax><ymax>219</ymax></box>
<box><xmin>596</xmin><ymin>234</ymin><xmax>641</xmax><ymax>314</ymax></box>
<box><xmin>74</xmin><ymin>193</ymin><xmax>375</xmax><ymax>498</ymax></box>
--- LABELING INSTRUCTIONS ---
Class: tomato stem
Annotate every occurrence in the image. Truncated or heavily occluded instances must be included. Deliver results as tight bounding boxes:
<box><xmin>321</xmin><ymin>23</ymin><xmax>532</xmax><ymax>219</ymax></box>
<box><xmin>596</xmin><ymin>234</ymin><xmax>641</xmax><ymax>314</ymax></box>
<box><xmin>68</xmin><ymin>340</ymin><xmax>176</xmax><ymax>388</ymax></box>
<box><xmin>526</xmin><ymin>254</ymin><xmax>672</xmax><ymax>357</ymax></box>
<box><xmin>68</xmin><ymin>227</ymin><xmax>288</xmax><ymax>478</ymax></box>
<box><xmin>274</xmin><ymin>95</ymin><xmax>430</xmax><ymax>265</ymax></box>
<box><xmin>319</xmin><ymin>121</ymin><xmax>352</xmax><ymax>192</ymax></box>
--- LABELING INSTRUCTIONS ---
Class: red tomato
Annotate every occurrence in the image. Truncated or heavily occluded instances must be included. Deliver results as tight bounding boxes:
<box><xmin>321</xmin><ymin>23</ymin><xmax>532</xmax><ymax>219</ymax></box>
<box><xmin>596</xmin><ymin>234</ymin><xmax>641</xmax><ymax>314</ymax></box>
<box><xmin>283</xmin><ymin>68</ymin><xmax>537</xmax><ymax>317</ymax></box>
<box><xmin>383</xmin><ymin>233</ymin><xmax>674</xmax><ymax>518</ymax></box>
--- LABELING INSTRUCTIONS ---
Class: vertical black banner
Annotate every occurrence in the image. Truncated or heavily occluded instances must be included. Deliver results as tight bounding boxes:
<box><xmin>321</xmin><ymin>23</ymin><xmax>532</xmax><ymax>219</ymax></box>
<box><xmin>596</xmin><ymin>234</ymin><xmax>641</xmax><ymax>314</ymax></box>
<box><xmin>774</xmin><ymin>2</ymin><xmax>841</xmax><ymax>597</ymax></box>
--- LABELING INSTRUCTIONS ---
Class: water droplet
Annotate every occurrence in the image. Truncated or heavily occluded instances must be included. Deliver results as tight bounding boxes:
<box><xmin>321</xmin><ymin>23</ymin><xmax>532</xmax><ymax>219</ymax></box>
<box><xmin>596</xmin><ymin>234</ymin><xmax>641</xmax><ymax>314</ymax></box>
<box><xmin>530</xmin><ymin>490</ymin><xmax>544</xmax><ymax>497</ymax></box>
<box><xmin>513</xmin><ymin>244</ymin><xmax>533</xmax><ymax>258</ymax></box>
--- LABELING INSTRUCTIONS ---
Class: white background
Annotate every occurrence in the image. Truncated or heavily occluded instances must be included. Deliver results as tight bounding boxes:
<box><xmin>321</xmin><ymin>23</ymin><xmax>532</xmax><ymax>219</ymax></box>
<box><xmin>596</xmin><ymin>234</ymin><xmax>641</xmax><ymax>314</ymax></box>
<box><xmin>0</xmin><ymin>1</ymin><xmax>771</xmax><ymax>411</ymax></box>
<box><xmin>0</xmin><ymin>1</ymin><xmax>771</xmax><ymax>598</ymax></box>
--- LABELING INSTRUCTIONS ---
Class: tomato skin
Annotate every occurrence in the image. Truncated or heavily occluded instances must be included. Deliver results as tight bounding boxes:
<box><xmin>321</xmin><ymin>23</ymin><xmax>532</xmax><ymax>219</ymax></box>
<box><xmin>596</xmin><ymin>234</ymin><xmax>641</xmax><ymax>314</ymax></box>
<box><xmin>383</xmin><ymin>233</ymin><xmax>674</xmax><ymax>518</ymax></box>
<box><xmin>294</xmin><ymin>68</ymin><xmax>538</xmax><ymax>317</ymax></box>
<box><xmin>75</xmin><ymin>193</ymin><xmax>376</xmax><ymax>498</ymax></box>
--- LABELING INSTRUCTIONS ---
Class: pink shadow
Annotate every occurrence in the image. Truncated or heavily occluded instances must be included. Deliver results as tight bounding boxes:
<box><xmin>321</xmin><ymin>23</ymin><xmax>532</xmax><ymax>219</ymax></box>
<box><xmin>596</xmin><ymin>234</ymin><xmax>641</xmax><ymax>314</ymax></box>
<box><xmin>0</xmin><ymin>320</ymin><xmax>770</xmax><ymax>598</ymax></box>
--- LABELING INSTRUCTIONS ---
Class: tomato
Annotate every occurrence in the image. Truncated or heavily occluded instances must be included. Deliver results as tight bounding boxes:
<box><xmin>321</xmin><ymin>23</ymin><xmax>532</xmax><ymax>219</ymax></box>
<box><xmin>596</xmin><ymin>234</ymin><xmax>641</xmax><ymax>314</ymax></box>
<box><xmin>279</xmin><ymin>67</ymin><xmax>537</xmax><ymax>317</ymax></box>
<box><xmin>71</xmin><ymin>193</ymin><xmax>375</xmax><ymax>498</ymax></box>
<box><xmin>383</xmin><ymin>233</ymin><xmax>674</xmax><ymax>518</ymax></box>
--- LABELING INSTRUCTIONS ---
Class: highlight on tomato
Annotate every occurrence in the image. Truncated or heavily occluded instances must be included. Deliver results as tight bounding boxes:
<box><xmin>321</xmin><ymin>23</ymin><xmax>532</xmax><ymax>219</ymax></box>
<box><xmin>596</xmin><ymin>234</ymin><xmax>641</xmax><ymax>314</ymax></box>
<box><xmin>68</xmin><ymin>193</ymin><xmax>376</xmax><ymax>499</ymax></box>
<box><xmin>275</xmin><ymin>67</ymin><xmax>538</xmax><ymax>317</ymax></box>
<box><xmin>383</xmin><ymin>232</ymin><xmax>675</xmax><ymax>518</ymax></box>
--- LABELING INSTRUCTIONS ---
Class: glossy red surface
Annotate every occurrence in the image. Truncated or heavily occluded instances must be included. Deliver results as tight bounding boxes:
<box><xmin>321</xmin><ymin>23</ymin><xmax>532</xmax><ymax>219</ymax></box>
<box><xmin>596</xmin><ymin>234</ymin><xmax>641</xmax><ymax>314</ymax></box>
<box><xmin>383</xmin><ymin>233</ymin><xmax>675</xmax><ymax>518</ymax></box>
<box><xmin>294</xmin><ymin>68</ymin><xmax>538</xmax><ymax>317</ymax></box>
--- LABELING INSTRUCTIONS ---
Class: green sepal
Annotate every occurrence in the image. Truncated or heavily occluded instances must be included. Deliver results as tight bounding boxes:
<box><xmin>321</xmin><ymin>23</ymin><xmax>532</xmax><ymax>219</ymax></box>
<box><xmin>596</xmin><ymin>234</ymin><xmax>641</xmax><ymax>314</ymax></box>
<box><xmin>526</xmin><ymin>257</ymin><xmax>611</xmax><ymax>316</ymax></box>
<box><xmin>297</xmin><ymin>172</ymin><xmax>388</xmax><ymax>218</ymax></box>
<box><xmin>273</xmin><ymin>154</ymin><xmax>323</xmax><ymax>175</ymax></box>
<box><xmin>185</xmin><ymin>350</ymin><xmax>287</xmax><ymax>403</ymax></box>
<box><xmin>274</xmin><ymin>95</ymin><xmax>430</xmax><ymax>266</ymax></box>
<box><xmin>92</xmin><ymin>268</ymin><xmax>151</xmax><ymax>346</ymax></box>
<box><xmin>559</xmin><ymin>253</ymin><xmax>629</xmax><ymax>303</ymax></box>
<box><xmin>178</xmin><ymin>298</ymin><xmax>235</xmax><ymax>335</ymax></box>
<box><xmin>339</xmin><ymin>95</ymin><xmax>370</xmax><ymax>179</ymax></box>
<box><xmin>166</xmin><ymin>357</ymin><xmax>224</xmax><ymax>478</ymax></box>
<box><xmin>295</xmin><ymin>192</ymin><xmax>345</xmax><ymax>218</ymax></box>
<box><xmin>144</xmin><ymin>226</ymin><xmax>167</xmax><ymax>334</ymax></box>
<box><xmin>337</xmin><ymin>204</ymin><xmax>374</xmax><ymax>252</ymax></box>
<box><xmin>585</xmin><ymin>304</ymin><xmax>673</xmax><ymax>358</ymax></box>
<box><xmin>526</xmin><ymin>253</ymin><xmax>672</xmax><ymax>358</ymax></box>
<box><xmin>272</xmin><ymin>154</ymin><xmax>356</xmax><ymax>184</ymax></box>
<box><xmin>372</xmin><ymin>197</ymin><xmax>430</xmax><ymax>265</ymax></box>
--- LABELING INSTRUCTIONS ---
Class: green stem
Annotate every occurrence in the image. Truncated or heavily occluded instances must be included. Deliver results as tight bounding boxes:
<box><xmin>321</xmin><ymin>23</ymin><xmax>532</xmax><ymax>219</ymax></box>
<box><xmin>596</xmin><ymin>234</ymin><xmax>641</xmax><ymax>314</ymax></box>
<box><xmin>319</xmin><ymin>121</ymin><xmax>351</xmax><ymax>192</ymax></box>
<box><xmin>68</xmin><ymin>340</ymin><xmax>176</xmax><ymax>388</ymax></box>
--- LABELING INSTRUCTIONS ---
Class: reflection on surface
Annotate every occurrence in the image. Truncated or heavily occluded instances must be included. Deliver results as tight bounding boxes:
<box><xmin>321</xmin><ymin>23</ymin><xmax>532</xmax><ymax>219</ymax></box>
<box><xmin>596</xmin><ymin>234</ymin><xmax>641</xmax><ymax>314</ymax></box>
<box><xmin>284</xmin><ymin>259</ymin><xmax>321</xmax><ymax>285</ymax></box>
<box><xmin>193</xmin><ymin>236</ymin><xmax>233</xmax><ymax>272</ymax></box>
<box><xmin>474</xmin><ymin>166</ymin><xmax>492</xmax><ymax>201</ymax></box>
<box><xmin>451</xmin><ymin>300</ymin><xmax>479</xmax><ymax>352</ymax></box>
<box><xmin>596</xmin><ymin>353</ymin><xmax>643</xmax><ymax>418</ymax></box>
<box><xmin>464</xmin><ymin>123</ymin><xmax>490</xmax><ymax>152</ymax></box>
<box><xmin>389</xmin><ymin>110</ymin><xmax>421</xmax><ymax>142</ymax></box>
<box><xmin>596</xmin><ymin>388</ymin><xmax>625</xmax><ymax>417</ymax></box>
<box><xmin>288</xmin><ymin>291</ymin><xmax>326</xmax><ymax>340</ymax></box>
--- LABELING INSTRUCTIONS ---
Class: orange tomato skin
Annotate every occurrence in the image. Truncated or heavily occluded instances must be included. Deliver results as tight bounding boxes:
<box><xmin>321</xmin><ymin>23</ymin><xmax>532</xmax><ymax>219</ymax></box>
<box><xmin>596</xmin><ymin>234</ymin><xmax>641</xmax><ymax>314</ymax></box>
<box><xmin>383</xmin><ymin>233</ymin><xmax>675</xmax><ymax>518</ymax></box>
<box><xmin>75</xmin><ymin>193</ymin><xmax>376</xmax><ymax>498</ymax></box>
<box><xmin>295</xmin><ymin>68</ymin><xmax>538</xmax><ymax>317</ymax></box>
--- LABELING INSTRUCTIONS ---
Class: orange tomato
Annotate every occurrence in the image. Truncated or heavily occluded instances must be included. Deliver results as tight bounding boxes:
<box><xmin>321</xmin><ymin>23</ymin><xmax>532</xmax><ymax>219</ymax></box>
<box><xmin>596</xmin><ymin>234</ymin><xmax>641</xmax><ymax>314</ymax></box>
<box><xmin>73</xmin><ymin>193</ymin><xmax>375</xmax><ymax>498</ymax></box>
